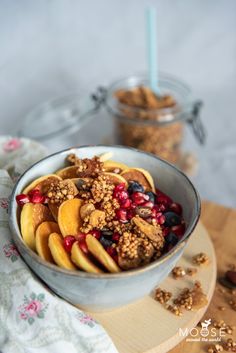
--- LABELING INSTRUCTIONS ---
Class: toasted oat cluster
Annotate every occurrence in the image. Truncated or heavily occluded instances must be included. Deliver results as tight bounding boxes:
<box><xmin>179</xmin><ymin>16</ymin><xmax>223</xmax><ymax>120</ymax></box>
<box><xmin>16</xmin><ymin>152</ymin><xmax>186</xmax><ymax>274</ymax></box>
<box><xmin>155</xmin><ymin>281</ymin><xmax>208</xmax><ymax>316</ymax></box>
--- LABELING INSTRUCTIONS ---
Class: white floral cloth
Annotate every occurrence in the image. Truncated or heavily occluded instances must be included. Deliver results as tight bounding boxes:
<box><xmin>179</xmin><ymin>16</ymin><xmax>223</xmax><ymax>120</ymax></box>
<box><xmin>0</xmin><ymin>137</ymin><xmax>118</xmax><ymax>353</ymax></box>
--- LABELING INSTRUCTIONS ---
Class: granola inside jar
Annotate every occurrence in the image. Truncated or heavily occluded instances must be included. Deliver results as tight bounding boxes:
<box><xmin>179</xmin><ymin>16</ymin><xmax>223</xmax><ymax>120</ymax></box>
<box><xmin>104</xmin><ymin>73</ymin><xmax>205</xmax><ymax>164</ymax></box>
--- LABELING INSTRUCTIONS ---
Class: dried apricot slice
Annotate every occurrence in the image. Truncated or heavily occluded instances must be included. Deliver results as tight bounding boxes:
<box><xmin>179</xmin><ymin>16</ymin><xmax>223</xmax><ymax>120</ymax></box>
<box><xmin>35</xmin><ymin>221</ymin><xmax>60</xmax><ymax>262</ymax></box>
<box><xmin>86</xmin><ymin>234</ymin><xmax>120</xmax><ymax>273</ymax></box>
<box><xmin>23</xmin><ymin>174</ymin><xmax>61</xmax><ymax>194</ymax></box>
<box><xmin>48</xmin><ymin>232</ymin><xmax>76</xmax><ymax>270</ymax></box>
<box><xmin>58</xmin><ymin>198</ymin><xmax>83</xmax><ymax>237</ymax></box>
<box><xmin>121</xmin><ymin>168</ymin><xmax>155</xmax><ymax>192</ymax></box>
<box><xmin>71</xmin><ymin>241</ymin><xmax>103</xmax><ymax>274</ymax></box>
<box><xmin>20</xmin><ymin>203</ymin><xmax>53</xmax><ymax>251</ymax></box>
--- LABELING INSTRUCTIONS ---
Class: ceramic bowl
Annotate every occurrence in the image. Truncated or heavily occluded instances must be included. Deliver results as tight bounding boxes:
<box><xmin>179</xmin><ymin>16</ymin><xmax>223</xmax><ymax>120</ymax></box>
<box><xmin>9</xmin><ymin>145</ymin><xmax>200</xmax><ymax>312</ymax></box>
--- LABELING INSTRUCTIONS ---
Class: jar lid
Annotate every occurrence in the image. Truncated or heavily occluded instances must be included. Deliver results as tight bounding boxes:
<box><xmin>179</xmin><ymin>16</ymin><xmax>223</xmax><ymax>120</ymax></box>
<box><xmin>19</xmin><ymin>94</ymin><xmax>96</xmax><ymax>141</ymax></box>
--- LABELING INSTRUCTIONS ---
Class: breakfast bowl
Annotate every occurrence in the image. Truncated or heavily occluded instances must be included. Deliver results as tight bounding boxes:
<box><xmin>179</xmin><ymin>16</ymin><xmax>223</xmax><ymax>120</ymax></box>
<box><xmin>9</xmin><ymin>145</ymin><xmax>200</xmax><ymax>312</ymax></box>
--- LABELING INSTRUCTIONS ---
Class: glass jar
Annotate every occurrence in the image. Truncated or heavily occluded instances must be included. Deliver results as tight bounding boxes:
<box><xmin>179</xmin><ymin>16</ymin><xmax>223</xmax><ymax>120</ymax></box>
<box><xmin>19</xmin><ymin>73</ymin><xmax>205</xmax><ymax>161</ymax></box>
<box><xmin>99</xmin><ymin>73</ymin><xmax>205</xmax><ymax>164</ymax></box>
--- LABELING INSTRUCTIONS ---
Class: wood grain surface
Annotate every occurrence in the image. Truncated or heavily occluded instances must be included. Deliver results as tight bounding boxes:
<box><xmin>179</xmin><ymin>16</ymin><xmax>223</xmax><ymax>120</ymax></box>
<box><xmin>89</xmin><ymin>201</ymin><xmax>232</xmax><ymax>353</ymax></box>
<box><xmin>169</xmin><ymin>200</ymin><xmax>236</xmax><ymax>353</ymax></box>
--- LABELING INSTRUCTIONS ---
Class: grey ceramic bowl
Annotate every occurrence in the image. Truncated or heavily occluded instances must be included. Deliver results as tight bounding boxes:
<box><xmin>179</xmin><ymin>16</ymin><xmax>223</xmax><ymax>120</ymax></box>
<box><xmin>9</xmin><ymin>145</ymin><xmax>200</xmax><ymax>312</ymax></box>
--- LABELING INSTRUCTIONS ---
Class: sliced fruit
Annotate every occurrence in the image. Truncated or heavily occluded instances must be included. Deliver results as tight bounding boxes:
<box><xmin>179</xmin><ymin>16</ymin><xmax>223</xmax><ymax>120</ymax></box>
<box><xmin>48</xmin><ymin>202</ymin><xmax>60</xmax><ymax>221</ymax></box>
<box><xmin>103</xmin><ymin>172</ymin><xmax>128</xmax><ymax>186</ymax></box>
<box><xmin>35</xmin><ymin>221</ymin><xmax>60</xmax><ymax>262</ymax></box>
<box><xmin>71</xmin><ymin>241</ymin><xmax>103</xmax><ymax>274</ymax></box>
<box><xmin>103</xmin><ymin>160</ymin><xmax>128</xmax><ymax>173</ymax></box>
<box><xmin>58</xmin><ymin>198</ymin><xmax>83</xmax><ymax>237</ymax></box>
<box><xmin>121</xmin><ymin>168</ymin><xmax>155</xmax><ymax>192</ymax></box>
<box><xmin>23</xmin><ymin>174</ymin><xmax>61</xmax><ymax>195</ymax></box>
<box><xmin>48</xmin><ymin>232</ymin><xmax>76</xmax><ymax>270</ymax></box>
<box><xmin>86</xmin><ymin>234</ymin><xmax>121</xmax><ymax>273</ymax></box>
<box><xmin>20</xmin><ymin>203</ymin><xmax>53</xmax><ymax>251</ymax></box>
<box><xmin>98</xmin><ymin>151</ymin><xmax>113</xmax><ymax>162</ymax></box>
<box><xmin>56</xmin><ymin>166</ymin><xmax>79</xmax><ymax>179</ymax></box>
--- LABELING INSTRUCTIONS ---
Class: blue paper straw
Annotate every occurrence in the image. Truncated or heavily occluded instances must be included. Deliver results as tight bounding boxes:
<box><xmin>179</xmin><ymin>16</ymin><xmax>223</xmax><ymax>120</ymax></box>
<box><xmin>146</xmin><ymin>8</ymin><xmax>160</xmax><ymax>95</ymax></box>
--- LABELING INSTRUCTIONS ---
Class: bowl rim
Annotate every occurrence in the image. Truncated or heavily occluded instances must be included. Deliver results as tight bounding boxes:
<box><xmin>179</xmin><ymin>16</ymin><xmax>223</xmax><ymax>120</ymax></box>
<box><xmin>9</xmin><ymin>144</ymin><xmax>201</xmax><ymax>279</ymax></box>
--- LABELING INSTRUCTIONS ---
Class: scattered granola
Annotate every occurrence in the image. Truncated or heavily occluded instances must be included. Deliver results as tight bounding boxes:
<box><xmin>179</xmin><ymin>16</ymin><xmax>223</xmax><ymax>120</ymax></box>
<box><xmin>207</xmin><ymin>344</ymin><xmax>224</xmax><ymax>353</ymax></box>
<box><xmin>193</xmin><ymin>252</ymin><xmax>210</xmax><ymax>266</ymax></box>
<box><xmin>186</xmin><ymin>267</ymin><xmax>198</xmax><ymax>276</ymax></box>
<box><xmin>155</xmin><ymin>288</ymin><xmax>172</xmax><ymax>304</ymax></box>
<box><xmin>229</xmin><ymin>299</ymin><xmax>236</xmax><ymax>311</ymax></box>
<box><xmin>224</xmin><ymin>338</ymin><xmax>236</xmax><ymax>352</ymax></box>
<box><xmin>172</xmin><ymin>266</ymin><xmax>186</xmax><ymax>279</ymax></box>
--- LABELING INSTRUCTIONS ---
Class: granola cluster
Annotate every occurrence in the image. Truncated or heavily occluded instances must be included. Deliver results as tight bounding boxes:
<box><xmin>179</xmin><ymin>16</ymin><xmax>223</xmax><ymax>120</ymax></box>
<box><xmin>67</xmin><ymin>154</ymin><xmax>104</xmax><ymax>178</ymax></box>
<box><xmin>155</xmin><ymin>281</ymin><xmax>208</xmax><ymax>316</ymax></box>
<box><xmin>193</xmin><ymin>252</ymin><xmax>210</xmax><ymax>266</ymax></box>
<box><xmin>47</xmin><ymin>179</ymin><xmax>78</xmax><ymax>204</ymax></box>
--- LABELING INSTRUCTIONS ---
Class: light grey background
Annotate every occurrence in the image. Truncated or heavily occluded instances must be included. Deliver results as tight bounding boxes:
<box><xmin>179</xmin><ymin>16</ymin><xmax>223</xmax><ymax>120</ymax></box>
<box><xmin>0</xmin><ymin>0</ymin><xmax>235</xmax><ymax>207</ymax></box>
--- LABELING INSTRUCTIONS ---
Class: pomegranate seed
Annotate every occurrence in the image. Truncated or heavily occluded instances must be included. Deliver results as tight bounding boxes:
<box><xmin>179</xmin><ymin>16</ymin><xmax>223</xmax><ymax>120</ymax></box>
<box><xmin>162</xmin><ymin>227</ymin><xmax>170</xmax><ymax>237</ymax></box>
<box><xmin>156</xmin><ymin>189</ymin><xmax>172</xmax><ymax>206</ymax></box>
<box><xmin>156</xmin><ymin>214</ymin><xmax>166</xmax><ymax>225</ymax></box>
<box><xmin>76</xmin><ymin>232</ymin><xmax>87</xmax><ymax>241</ymax></box>
<box><xmin>90</xmin><ymin>229</ymin><xmax>101</xmax><ymax>240</ymax></box>
<box><xmin>106</xmin><ymin>246</ymin><xmax>117</xmax><ymax>257</ymax></box>
<box><xmin>63</xmin><ymin>236</ymin><xmax>76</xmax><ymax>252</ymax></box>
<box><xmin>131</xmin><ymin>192</ymin><xmax>149</xmax><ymax>205</ymax></box>
<box><xmin>16</xmin><ymin>194</ymin><xmax>30</xmax><ymax>207</ymax></box>
<box><xmin>127</xmin><ymin>209</ymin><xmax>135</xmax><ymax>220</ymax></box>
<box><xmin>142</xmin><ymin>201</ymin><xmax>154</xmax><ymax>208</ymax></box>
<box><xmin>121</xmin><ymin>198</ymin><xmax>132</xmax><ymax>209</ymax></box>
<box><xmin>28</xmin><ymin>189</ymin><xmax>45</xmax><ymax>204</ymax></box>
<box><xmin>171</xmin><ymin>224</ymin><xmax>185</xmax><ymax>237</ymax></box>
<box><xmin>112</xmin><ymin>232</ymin><xmax>120</xmax><ymax>242</ymax></box>
<box><xmin>113</xmin><ymin>183</ymin><xmax>126</xmax><ymax>199</ymax></box>
<box><xmin>115</xmin><ymin>183</ymin><xmax>126</xmax><ymax>192</ymax></box>
<box><xmin>169</xmin><ymin>202</ymin><xmax>182</xmax><ymax>215</ymax></box>
<box><xmin>116</xmin><ymin>209</ymin><xmax>128</xmax><ymax>223</ymax></box>
<box><xmin>113</xmin><ymin>255</ymin><xmax>118</xmax><ymax>263</ymax></box>
<box><xmin>79</xmin><ymin>240</ymin><xmax>89</xmax><ymax>254</ymax></box>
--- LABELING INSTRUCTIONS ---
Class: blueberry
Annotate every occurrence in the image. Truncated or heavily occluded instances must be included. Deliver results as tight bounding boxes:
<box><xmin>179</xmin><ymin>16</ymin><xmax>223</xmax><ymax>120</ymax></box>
<box><xmin>164</xmin><ymin>211</ymin><xmax>181</xmax><ymax>227</ymax></box>
<box><xmin>165</xmin><ymin>232</ymin><xmax>178</xmax><ymax>246</ymax></box>
<box><xmin>100</xmin><ymin>235</ymin><xmax>113</xmax><ymax>248</ymax></box>
<box><xmin>128</xmin><ymin>181</ymin><xmax>144</xmax><ymax>194</ymax></box>
<box><xmin>145</xmin><ymin>191</ymin><xmax>156</xmax><ymax>203</ymax></box>
<box><xmin>101</xmin><ymin>230</ymin><xmax>113</xmax><ymax>239</ymax></box>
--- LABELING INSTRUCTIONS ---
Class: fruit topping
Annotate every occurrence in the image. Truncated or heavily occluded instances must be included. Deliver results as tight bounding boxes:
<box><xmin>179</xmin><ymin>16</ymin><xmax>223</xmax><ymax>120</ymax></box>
<box><xmin>16</xmin><ymin>194</ymin><xmax>30</xmax><ymax>207</ymax></box>
<box><xmin>169</xmin><ymin>202</ymin><xmax>182</xmax><ymax>215</ymax></box>
<box><xmin>127</xmin><ymin>181</ymin><xmax>144</xmax><ymax>194</ymax></box>
<box><xmin>164</xmin><ymin>212</ymin><xmax>181</xmax><ymax>227</ymax></box>
<box><xmin>63</xmin><ymin>235</ymin><xmax>76</xmax><ymax>253</ymax></box>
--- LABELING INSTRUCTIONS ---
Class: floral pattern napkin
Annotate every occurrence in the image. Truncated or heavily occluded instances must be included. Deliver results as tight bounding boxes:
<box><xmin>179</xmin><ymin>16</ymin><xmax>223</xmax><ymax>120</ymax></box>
<box><xmin>0</xmin><ymin>137</ymin><xmax>118</xmax><ymax>353</ymax></box>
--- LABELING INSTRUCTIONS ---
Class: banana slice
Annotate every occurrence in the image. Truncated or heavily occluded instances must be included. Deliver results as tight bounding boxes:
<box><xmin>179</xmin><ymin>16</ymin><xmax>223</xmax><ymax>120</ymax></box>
<box><xmin>98</xmin><ymin>152</ymin><xmax>113</xmax><ymax>162</ymax></box>
<box><xmin>121</xmin><ymin>168</ymin><xmax>155</xmax><ymax>192</ymax></box>
<box><xmin>20</xmin><ymin>203</ymin><xmax>53</xmax><ymax>251</ymax></box>
<box><xmin>71</xmin><ymin>241</ymin><xmax>103</xmax><ymax>274</ymax></box>
<box><xmin>86</xmin><ymin>234</ymin><xmax>121</xmax><ymax>273</ymax></box>
<box><xmin>58</xmin><ymin>198</ymin><xmax>83</xmax><ymax>237</ymax></box>
<box><xmin>48</xmin><ymin>232</ymin><xmax>76</xmax><ymax>270</ymax></box>
<box><xmin>35</xmin><ymin>221</ymin><xmax>60</xmax><ymax>262</ymax></box>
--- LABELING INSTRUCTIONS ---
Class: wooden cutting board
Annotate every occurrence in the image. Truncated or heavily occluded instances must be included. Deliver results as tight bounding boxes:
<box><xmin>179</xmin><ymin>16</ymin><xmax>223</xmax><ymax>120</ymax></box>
<box><xmin>89</xmin><ymin>201</ymin><xmax>221</xmax><ymax>353</ymax></box>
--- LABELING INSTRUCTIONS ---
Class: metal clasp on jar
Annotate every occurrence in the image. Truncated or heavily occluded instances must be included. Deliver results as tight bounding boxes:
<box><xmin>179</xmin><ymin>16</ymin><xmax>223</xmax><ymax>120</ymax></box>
<box><xmin>187</xmin><ymin>101</ymin><xmax>206</xmax><ymax>144</ymax></box>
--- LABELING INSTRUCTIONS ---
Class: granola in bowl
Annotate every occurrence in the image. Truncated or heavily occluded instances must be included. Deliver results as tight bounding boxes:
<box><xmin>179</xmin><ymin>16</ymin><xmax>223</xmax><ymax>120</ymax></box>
<box><xmin>16</xmin><ymin>152</ymin><xmax>186</xmax><ymax>274</ymax></box>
